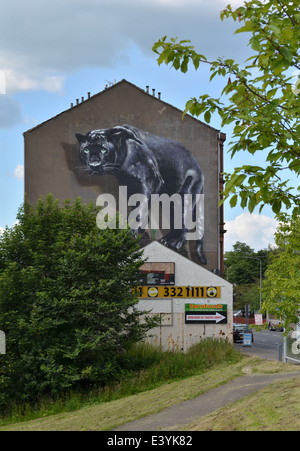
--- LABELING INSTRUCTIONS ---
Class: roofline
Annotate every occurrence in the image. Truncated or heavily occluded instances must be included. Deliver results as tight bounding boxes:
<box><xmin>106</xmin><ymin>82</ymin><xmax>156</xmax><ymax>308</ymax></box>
<box><xmin>142</xmin><ymin>241</ymin><xmax>232</xmax><ymax>286</ymax></box>
<box><xmin>23</xmin><ymin>78</ymin><xmax>222</xmax><ymax>136</ymax></box>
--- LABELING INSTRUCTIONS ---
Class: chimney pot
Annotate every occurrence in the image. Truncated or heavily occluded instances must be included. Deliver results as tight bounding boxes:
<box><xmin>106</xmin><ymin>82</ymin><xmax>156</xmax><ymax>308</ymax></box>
<box><xmin>70</xmin><ymin>103</ymin><xmax>74</xmax><ymax>108</ymax></box>
<box><xmin>146</xmin><ymin>86</ymin><xmax>149</xmax><ymax>94</ymax></box>
<box><xmin>158</xmin><ymin>92</ymin><xmax>161</xmax><ymax>100</ymax></box>
<box><xmin>87</xmin><ymin>92</ymin><xmax>91</xmax><ymax>99</ymax></box>
<box><xmin>152</xmin><ymin>88</ymin><xmax>155</xmax><ymax>96</ymax></box>
<box><xmin>76</xmin><ymin>99</ymin><xmax>79</xmax><ymax>105</ymax></box>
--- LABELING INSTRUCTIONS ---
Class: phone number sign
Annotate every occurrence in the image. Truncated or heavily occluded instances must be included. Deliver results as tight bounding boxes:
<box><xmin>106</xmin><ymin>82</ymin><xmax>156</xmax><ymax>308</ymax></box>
<box><xmin>135</xmin><ymin>286</ymin><xmax>221</xmax><ymax>299</ymax></box>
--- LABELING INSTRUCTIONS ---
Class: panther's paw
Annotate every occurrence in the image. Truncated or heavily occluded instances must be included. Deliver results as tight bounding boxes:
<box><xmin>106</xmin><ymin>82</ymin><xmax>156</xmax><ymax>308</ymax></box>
<box><xmin>161</xmin><ymin>231</ymin><xmax>186</xmax><ymax>251</ymax></box>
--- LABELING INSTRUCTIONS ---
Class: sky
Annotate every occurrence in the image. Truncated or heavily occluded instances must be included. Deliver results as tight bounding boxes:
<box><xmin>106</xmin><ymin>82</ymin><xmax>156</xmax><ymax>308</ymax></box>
<box><xmin>0</xmin><ymin>0</ymin><xmax>280</xmax><ymax>251</ymax></box>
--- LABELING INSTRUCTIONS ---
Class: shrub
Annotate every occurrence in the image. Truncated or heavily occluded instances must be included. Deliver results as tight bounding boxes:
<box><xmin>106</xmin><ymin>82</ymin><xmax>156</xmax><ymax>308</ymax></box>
<box><xmin>0</xmin><ymin>195</ymin><xmax>156</xmax><ymax>412</ymax></box>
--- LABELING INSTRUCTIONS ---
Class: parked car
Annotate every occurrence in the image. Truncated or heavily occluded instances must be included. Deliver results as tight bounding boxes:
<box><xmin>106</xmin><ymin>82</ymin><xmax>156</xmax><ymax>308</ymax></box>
<box><xmin>269</xmin><ymin>322</ymin><xmax>284</xmax><ymax>332</ymax></box>
<box><xmin>233</xmin><ymin>324</ymin><xmax>254</xmax><ymax>343</ymax></box>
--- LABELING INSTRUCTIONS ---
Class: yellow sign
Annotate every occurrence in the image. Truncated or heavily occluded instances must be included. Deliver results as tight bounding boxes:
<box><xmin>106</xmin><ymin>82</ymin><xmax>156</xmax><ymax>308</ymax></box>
<box><xmin>134</xmin><ymin>286</ymin><xmax>221</xmax><ymax>299</ymax></box>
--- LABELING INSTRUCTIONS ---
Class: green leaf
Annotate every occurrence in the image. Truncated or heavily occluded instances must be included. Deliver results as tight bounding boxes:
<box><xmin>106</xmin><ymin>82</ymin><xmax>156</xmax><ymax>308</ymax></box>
<box><xmin>224</xmin><ymin>174</ymin><xmax>239</xmax><ymax>194</ymax></box>
<box><xmin>240</xmin><ymin>195</ymin><xmax>248</xmax><ymax>208</ymax></box>
<box><xmin>210</xmin><ymin>70</ymin><xmax>218</xmax><ymax>82</ymax></box>
<box><xmin>225</xmin><ymin>173</ymin><xmax>247</xmax><ymax>194</ymax></box>
<box><xmin>184</xmin><ymin>99</ymin><xmax>194</xmax><ymax>112</ymax></box>
<box><xmin>235</xmin><ymin>20</ymin><xmax>254</xmax><ymax>34</ymax></box>
<box><xmin>251</xmin><ymin>36</ymin><xmax>261</xmax><ymax>52</ymax></box>
<box><xmin>268</xmin><ymin>24</ymin><xmax>281</xmax><ymax>37</ymax></box>
<box><xmin>173</xmin><ymin>56</ymin><xmax>180</xmax><ymax>70</ymax></box>
<box><xmin>272</xmin><ymin>199</ymin><xmax>282</xmax><ymax>214</ymax></box>
<box><xmin>266</xmin><ymin>88</ymin><xmax>278</xmax><ymax>100</ymax></box>
<box><xmin>229</xmin><ymin>194</ymin><xmax>238</xmax><ymax>207</ymax></box>
<box><xmin>204</xmin><ymin>111</ymin><xmax>211</xmax><ymax>124</ymax></box>
<box><xmin>181</xmin><ymin>57</ymin><xmax>189</xmax><ymax>73</ymax></box>
<box><xmin>248</xmin><ymin>195</ymin><xmax>257</xmax><ymax>213</ymax></box>
<box><xmin>281</xmin><ymin>46</ymin><xmax>292</xmax><ymax>63</ymax></box>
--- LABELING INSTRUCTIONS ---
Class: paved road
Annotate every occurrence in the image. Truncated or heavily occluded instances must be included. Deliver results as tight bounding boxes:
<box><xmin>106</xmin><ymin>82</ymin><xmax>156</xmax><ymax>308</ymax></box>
<box><xmin>234</xmin><ymin>330</ymin><xmax>284</xmax><ymax>360</ymax></box>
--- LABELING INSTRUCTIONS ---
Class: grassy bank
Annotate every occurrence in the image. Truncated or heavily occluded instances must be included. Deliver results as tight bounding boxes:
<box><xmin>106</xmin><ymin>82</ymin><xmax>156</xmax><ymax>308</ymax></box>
<box><xmin>183</xmin><ymin>370</ymin><xmax>300</xmax><ymax>431</ymax></box>
<box><xmin>1</xmin><ymin>356</ymin><xmax>299</xmax><ymax>431</ymax></box>
<box><xmin>0</xmin><ymin>356</ymin><xmax>247</xmax><ymax>431</ymax></box>
<box><xmin>0</xmin><ymin>339</ymin><xmax>240</xmax><ymax>428</ymax></box>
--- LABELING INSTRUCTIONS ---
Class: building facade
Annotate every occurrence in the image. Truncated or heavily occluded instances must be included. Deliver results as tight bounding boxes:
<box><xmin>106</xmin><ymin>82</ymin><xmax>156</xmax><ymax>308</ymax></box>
<box><xmin>24</xmin><ymin>79</ymin><xmax>226</xmax><ymax>273</ymax></box>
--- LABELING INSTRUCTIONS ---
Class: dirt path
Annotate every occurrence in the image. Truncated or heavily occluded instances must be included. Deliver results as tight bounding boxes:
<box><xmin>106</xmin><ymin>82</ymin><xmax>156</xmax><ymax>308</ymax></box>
<box><xmin>114</xmin><ymin>371</ymin><xmax>300</xmax><ymax>431</ymax></box>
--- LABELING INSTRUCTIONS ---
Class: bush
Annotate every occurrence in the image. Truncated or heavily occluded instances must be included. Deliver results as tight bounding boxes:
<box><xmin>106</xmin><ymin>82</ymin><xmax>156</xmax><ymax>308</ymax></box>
<box><xmin>0</xmin><ymin>339</ymin><xmax>242</xmax><ymax>424</ymax></box>
<box><xmin>0</xmin><ymin>195</ymin><xmax>156</xmax><ymax>412</ymax></box>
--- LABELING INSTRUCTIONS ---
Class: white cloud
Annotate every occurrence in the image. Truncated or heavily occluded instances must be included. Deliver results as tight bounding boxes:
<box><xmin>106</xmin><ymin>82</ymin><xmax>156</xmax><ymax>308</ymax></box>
<box><xmin>42</xmin><ymin>75</ymin><xmax>65</xmax><ymax>93</ymax></box>
<box><xmin>154</xmin><ymin>0</ymin><xmax>244</xmax><ymax>7</ymax></box>
<box><xmin>224</xmin><ymin>213</ymin><xmax>278</xmax><ymax>252</ymax></box>
<box><xmin>0</xmin><ymin>0</ymin><xmax>249</xmax><ymax>94</ymax></box>
<box><xmin>3</xmin><ymin>69</ymin><xmax>65</xmax><ymax>93</ymax></box>
<box><xmin>4</xmin><ymin>70</ymin><xmax>65</xmax><ymax>94</ymax></box>
<box><xmin>13</xmin><ymin>164</ymin><xmax>24</xmax><ymax>181</ymax></box>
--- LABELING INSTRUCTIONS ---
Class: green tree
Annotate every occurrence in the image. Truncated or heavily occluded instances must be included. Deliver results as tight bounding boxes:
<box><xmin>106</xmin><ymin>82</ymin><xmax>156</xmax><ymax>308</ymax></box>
<box><xmin>0</xmin><ymin>195</ymin><xmax>156</xmax><ymax>411</ymax></box>
<box><xmin>234</xmin><ymin>282</ymin><xmax>261</xmax><ymax>313</ymax></box>
<box><xmin>262</xmin><ymin>215</ymin><xmax>300</xmax><ymax>331</ymax></box>
<box><xmin>153</xmin><ymin>0</ymin><xmax>300</xmax><ymax>217</ymax></box>
<box><xmin>225</xmin><ymin>242</ymin><xmax>271</xmax><ymax>312</ymax></box>
<box><xmin>225</xmin><ymin>242</ymin><xmax>257</xmax><ymax>285</ymax></box>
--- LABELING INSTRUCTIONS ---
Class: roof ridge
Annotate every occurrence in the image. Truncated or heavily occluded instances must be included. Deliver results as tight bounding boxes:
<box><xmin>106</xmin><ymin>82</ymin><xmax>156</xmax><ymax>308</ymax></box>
<box><xmin>23</xmin><ymin>78</ymin><xmax>221</xmax><ymax>135</ymax></box>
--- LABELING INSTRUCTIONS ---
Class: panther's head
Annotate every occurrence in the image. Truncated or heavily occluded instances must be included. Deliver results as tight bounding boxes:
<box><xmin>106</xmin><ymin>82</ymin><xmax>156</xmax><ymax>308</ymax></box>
<box><xmin>75</xmin><ymin>130</ymin><xmax>118</xmax><ymax>175</ymax></box>
<box><xmin>76</xmin><ymin>126</ymin><xmax>143</xmax><ymax>176</ymax></box>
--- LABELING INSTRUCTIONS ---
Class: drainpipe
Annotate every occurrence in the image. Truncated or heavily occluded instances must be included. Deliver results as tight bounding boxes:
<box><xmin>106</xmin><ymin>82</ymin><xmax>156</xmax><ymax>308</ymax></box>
<box><xmin>218</xmin><ymin>132</ymin><xmax>226</xmax><ymax>276</ymax></box>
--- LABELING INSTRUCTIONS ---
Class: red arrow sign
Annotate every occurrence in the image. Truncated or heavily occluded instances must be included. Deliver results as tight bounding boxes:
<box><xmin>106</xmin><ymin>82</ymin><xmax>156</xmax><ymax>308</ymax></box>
<box><xmin>186</xmin><ymin>313</ymin><xmax>226</xmax><ymax>324</ymax></box>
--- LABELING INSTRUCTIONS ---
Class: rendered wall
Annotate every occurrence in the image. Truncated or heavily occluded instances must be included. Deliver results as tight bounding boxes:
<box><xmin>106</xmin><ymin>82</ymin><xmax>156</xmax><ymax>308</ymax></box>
<box><xmin>24</xmin><ymin>80</ymin><xmax>225</xmax><ymax>271</ymax></box>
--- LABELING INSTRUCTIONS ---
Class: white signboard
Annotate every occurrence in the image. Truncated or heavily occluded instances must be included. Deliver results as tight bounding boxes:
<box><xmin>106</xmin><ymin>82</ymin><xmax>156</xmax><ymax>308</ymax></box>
<box><xmin>255</xmin><ymin>314</ymin><xmax>263</xmax><ymax>326</ymax></box>
<box><xmin>243</xmin><ymin>333</ymin><xmax>252</xmax><ymax>347</ymax></box>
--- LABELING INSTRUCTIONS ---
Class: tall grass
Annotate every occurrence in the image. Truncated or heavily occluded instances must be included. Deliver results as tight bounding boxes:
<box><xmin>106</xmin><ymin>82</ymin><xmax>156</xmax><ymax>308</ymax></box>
<box><xmin>113</xmin><ymin>338</ymin><xmax>240</xmax><ymax>397</ymax></box>
<box><xmin>0</xmin><ymin>339</ymin><xmax>241</xmax><ymax>427</ymax></box>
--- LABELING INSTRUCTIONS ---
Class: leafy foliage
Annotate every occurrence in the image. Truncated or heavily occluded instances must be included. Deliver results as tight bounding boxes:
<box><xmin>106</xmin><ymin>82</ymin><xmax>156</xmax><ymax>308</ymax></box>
<box><xmin>153</xmin><ymin>0</ymin><xmax>300</xmax><ymax>217</ymax></box>
<box><xmin>225</xmin><ymin>242</ymin><xmax>259</xmax><ymax>285</ymax></box>
<box><xmin>0</xmin><ymin>195</ymin><xmax>156</xmax><ymax>411</ymax></box>
<box><xmin>224</xmin><ymin>242</ymin><xmax>270</xmax><ymax>311</ymax></box>
<box><xmin>262</xmin><ymin>215</ymin><xmax>300</xmax><ymax>331</ymax></box>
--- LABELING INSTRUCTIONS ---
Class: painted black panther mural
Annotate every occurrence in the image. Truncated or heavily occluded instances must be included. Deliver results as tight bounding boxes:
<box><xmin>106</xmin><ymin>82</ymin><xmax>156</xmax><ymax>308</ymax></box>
<box><xmin>75</xmin><ymin>124</ymin><xmax>207</xmax><ymax>265</ymax></box>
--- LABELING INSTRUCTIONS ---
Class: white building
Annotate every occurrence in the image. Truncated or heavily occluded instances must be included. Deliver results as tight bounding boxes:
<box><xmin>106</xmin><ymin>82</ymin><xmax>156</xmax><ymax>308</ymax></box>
<box><xmin>138</xmin><ymin>242</ymin><xmax>233</xmax><ymax>352</ymax></box>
